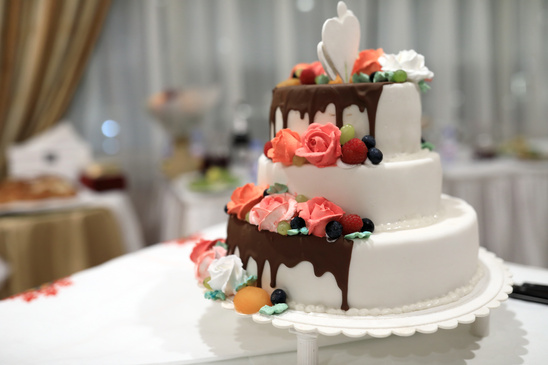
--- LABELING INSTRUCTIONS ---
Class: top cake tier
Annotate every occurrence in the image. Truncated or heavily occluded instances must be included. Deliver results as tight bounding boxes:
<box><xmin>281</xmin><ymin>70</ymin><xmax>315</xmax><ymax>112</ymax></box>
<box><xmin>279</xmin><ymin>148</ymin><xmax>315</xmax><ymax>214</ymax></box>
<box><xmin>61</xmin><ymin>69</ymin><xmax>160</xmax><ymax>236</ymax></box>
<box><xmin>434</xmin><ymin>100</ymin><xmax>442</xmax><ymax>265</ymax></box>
<box><xmin>269</xmin><ymin>82</ymin><xmax>422</xmax><ymax>160</ymax></box>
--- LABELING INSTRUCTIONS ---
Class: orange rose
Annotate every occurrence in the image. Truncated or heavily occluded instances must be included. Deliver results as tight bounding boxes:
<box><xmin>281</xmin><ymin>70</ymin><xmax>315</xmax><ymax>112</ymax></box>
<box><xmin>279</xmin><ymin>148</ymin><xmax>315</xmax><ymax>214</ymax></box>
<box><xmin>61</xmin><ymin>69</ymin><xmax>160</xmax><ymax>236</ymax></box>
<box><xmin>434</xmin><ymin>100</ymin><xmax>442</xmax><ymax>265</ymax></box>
<box><xmin>227</xmin><ymin>183</ymin><xmax>268</xmax><ymax>220</ymax></box>
<box><xmin>352</xmin><ymin>48</ymin><xmax>384</xmax><ymax>76</ymax></box>
<box><xmin>267</xmin><ymin>129</ymin><xmax>302</xmax><ymax>166</ymax></box>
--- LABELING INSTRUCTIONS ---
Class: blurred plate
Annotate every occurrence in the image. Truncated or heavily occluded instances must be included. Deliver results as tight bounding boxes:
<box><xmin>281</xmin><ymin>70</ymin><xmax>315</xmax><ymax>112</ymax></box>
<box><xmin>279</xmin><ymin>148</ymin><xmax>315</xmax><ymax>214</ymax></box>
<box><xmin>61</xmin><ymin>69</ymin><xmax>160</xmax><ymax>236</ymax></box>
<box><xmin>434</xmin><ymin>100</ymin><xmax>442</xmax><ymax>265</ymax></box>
<box><xmin>0</xmin><ymin>193</ymin><xmax>86</xmax><ymax>216</ymax></box>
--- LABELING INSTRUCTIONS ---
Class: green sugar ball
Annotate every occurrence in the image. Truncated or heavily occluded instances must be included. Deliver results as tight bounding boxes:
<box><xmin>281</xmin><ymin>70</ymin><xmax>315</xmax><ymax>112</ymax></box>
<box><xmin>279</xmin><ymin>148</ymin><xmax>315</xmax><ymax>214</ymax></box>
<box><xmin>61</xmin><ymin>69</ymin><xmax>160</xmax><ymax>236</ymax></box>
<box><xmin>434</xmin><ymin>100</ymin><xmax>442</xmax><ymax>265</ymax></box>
<box><xmin>315</xmin><ymin>74</ymin><xmax>330</xmax><ymax>84</ymax></box>
<box><xmin>392</xmin><ymin>69</ymin><xmax>407</xmax><ymax>83</ymax></box>
<box><xmin>340</xmin><ymin>124</ymin><xmax>356</xmax><ymax>145</ymax></box>
<box><xmin>352</xmin><ymin>72</ymin><xmax>370</xmax><ymax>83</ymax></box>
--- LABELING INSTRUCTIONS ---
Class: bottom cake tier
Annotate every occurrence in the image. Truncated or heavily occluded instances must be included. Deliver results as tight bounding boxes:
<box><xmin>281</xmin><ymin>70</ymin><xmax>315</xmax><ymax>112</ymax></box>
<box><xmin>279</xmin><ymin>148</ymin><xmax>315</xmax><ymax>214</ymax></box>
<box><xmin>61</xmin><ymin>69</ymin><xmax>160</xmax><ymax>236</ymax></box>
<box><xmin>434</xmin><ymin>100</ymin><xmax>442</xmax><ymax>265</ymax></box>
<box><xmin>226</xmin><ymin>195</ymin><xmax>480</xmax><ymax>315</ymax></box>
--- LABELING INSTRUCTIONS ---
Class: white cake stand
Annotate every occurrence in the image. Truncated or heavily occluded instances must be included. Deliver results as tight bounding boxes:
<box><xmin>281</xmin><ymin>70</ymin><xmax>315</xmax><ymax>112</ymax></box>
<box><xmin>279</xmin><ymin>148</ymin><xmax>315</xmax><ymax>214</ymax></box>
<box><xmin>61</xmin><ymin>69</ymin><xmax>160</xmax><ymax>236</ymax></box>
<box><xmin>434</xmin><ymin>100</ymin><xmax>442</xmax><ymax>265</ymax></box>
<box><xmin>221</xmin><ymin>248</ymin><xmax>512</xmax><ymax>365</ymax></box>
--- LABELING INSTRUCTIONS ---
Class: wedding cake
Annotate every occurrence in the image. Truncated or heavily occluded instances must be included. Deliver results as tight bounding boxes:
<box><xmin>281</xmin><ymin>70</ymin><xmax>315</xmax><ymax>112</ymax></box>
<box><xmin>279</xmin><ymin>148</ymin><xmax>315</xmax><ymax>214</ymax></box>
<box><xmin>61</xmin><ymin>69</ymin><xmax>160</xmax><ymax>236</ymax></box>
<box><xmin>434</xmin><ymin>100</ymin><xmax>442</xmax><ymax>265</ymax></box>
<box><xmin>192</xmin><ymin>2</ymin><xmax>480</xmax><ymax>316</ymax></box>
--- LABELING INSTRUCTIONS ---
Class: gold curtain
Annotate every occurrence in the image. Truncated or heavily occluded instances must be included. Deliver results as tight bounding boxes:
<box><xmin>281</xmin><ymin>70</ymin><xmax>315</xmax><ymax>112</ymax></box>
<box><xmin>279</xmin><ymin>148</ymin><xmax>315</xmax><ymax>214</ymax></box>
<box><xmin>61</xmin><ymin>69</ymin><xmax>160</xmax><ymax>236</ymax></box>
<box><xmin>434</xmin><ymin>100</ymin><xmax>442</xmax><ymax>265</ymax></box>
<box><xmin>0</xmin><ymin>0</ymin><xmax>111</xmax><ymax>177</ymax></box>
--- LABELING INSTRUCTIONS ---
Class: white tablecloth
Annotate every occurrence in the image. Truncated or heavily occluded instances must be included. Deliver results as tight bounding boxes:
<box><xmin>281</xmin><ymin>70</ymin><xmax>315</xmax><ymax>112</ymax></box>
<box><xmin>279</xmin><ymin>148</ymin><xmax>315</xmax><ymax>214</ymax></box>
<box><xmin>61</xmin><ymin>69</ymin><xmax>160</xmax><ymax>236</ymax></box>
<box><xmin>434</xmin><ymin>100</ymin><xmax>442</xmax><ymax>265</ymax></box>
<box><xmin>443</xmin><ymin>158</ymin><xmax>548</xmax><ymax>268</ymax></box>
<box><xmin>1</xmin><ymin>223</ymin><xmax>547</xmax><ymax>364</ymax></box>
<box><xmin>79</xmin><ymin>189</ymin><xmax>145</xmax><ymax>253</ymax></box>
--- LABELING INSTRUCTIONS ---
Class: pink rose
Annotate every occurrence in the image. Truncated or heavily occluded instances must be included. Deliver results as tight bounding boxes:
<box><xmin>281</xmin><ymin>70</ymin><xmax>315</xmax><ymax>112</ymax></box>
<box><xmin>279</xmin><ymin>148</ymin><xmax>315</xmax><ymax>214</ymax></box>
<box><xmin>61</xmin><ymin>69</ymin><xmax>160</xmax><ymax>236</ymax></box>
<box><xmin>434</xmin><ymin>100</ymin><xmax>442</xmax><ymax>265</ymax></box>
<box><xmin>195</xmin><ymin>245</ymin><xmax>227</xmax><ymax>282</ymax></box>
<box><xmin>190</xmin><ymin>238</ymin><xmax>224</xmax><ymax>263</ymax></box>
<box><xmin>295</xmin><ymin>123</ymin><xmax>342</xmax><ymax>167</ymax></box>
<box><xmin>249</xmin><ymin>193</ymin><xmax>298</xmax><ymax>232</ymax></box>
<box><xmin>297</xmin><ymin>197</ymin><xmax>345</xmax><ymax>237</ymax></box>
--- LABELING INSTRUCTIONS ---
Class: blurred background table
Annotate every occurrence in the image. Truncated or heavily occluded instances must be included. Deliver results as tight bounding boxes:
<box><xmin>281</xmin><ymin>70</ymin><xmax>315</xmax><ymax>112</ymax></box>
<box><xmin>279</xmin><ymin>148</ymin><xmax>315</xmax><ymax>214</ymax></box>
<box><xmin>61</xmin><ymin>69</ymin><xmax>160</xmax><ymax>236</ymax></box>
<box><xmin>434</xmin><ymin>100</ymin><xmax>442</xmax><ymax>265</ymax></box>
<box><xmin>443</xmin><ymin>158</ymin><xmax>548</xmax><ymax>268</ymax></box>
<box><xmin>0</xmin><ymin>189</ymin><xmax>144</xmax><ymax>298</ymax></box>
<box><xmin>160</xmin><ymin>172</ymin><xmax>233</xmax><ymax>241</ymax></box>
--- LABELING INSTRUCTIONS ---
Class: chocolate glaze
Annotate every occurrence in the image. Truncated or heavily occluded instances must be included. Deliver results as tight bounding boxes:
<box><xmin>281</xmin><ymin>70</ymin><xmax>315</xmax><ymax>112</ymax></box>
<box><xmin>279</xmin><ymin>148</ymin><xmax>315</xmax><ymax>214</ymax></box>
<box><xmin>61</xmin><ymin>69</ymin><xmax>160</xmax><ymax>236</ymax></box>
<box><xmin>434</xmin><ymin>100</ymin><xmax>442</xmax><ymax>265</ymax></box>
<box><xmin>226</xmin><ymin>215</ymin><xmax>354</xmax><ymax>310</ymax></box>
<box><xmin>269</xmin><ymin>83</ymin><xmax>391</xmax><ymax>138</ymax></box>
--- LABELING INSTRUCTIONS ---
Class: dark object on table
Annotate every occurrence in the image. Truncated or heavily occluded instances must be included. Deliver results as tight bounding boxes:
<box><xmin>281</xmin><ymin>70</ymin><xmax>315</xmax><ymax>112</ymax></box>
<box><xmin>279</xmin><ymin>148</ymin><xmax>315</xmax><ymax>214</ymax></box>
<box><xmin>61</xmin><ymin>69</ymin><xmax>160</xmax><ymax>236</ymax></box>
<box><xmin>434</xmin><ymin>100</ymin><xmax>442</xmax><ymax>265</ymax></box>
<box><xmin>80</xmin><ymin>163</ymin><xmax>126</xmax><ymax>192</ymax></box>
<box><xmin>510</xmin><ymin>283</ymin><xmax>548</xmax><ymax>305</ymax></box>
<box><xmin>80</xmin><ymin>174</ymin><xmax>126</xmax><ymax>192</ymax></box>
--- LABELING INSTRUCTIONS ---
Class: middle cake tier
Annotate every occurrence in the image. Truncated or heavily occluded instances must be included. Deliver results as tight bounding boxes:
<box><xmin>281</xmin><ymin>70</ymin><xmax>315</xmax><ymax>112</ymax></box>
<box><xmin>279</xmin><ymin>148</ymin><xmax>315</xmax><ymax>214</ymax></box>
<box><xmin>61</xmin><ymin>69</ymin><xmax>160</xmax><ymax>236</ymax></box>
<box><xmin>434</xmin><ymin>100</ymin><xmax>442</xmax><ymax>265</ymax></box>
<box><xmin>257</xmin><ymin>149</ymin><xmax>442</xmax><ymax>230</ymax></box>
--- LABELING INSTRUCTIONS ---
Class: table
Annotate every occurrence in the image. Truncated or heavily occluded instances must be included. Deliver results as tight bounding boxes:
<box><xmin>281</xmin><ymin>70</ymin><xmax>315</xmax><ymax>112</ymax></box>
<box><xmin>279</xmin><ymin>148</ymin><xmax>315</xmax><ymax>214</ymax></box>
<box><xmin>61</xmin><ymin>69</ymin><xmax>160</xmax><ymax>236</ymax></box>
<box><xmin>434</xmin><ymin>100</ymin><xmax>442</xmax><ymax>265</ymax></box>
<box><xmin>1</xmin><ymin>223</ymin><xmax>547</xmax><ymax>364</ymax></box>
<box><xmin>159</xmin><ymin>173</ymin><xmax>234</xmax><ymax>241</ymax></box>
<box><xmin>0</xmin><ymin>189</ymin><xmax>144</xmax><ymax>297</ymax></box>
<box><xmin>443</xmin><ymin>158</ymin><xmax>548</xmax><ymax>268</ymax></box>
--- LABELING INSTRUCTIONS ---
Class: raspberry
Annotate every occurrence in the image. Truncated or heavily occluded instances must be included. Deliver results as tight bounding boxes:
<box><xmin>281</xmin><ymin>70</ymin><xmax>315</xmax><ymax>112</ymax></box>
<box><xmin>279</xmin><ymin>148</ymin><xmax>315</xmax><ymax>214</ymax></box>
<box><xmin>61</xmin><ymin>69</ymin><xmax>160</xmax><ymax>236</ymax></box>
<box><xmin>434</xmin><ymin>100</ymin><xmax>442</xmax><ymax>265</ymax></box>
<box><xmin>299</xmin><ymin>68</ymin><xmax>316</xmax><ymax>85</ymax></box>
<box><xmin>341</xmin><ymin>138</ymin><xmax>367</xmax><ymax>164</ymax></box>
<box><xmin>263</xmin><ymin>140</ymin><xmax>273</xmax><ymax>158</ymax></box>
<box><xmin>340</xmin><ymin>214</ymin><xmax>363</xmax><ymax>235</ymax></box>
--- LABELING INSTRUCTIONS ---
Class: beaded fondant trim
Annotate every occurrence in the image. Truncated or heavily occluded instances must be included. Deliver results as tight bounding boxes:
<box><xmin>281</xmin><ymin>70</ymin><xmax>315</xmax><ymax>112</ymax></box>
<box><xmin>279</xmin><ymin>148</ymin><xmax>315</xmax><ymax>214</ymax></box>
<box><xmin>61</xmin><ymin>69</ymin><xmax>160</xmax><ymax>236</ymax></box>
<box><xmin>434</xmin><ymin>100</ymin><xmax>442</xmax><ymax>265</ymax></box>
<box><xmin>288</xmin><ymin>265</ymin><xmax>484</xmax><ymax>316</ymax></box>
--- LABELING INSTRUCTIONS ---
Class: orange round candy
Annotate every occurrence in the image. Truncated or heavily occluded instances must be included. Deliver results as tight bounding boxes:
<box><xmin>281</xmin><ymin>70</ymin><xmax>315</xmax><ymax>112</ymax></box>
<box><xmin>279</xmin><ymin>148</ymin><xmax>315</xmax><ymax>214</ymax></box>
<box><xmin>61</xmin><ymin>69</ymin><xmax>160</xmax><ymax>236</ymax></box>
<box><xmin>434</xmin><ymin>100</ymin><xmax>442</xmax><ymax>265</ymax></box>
<box><xmin>233</xmin><ymin>286</ymin><xmax>272</xmax><ymax>314</ymax></box>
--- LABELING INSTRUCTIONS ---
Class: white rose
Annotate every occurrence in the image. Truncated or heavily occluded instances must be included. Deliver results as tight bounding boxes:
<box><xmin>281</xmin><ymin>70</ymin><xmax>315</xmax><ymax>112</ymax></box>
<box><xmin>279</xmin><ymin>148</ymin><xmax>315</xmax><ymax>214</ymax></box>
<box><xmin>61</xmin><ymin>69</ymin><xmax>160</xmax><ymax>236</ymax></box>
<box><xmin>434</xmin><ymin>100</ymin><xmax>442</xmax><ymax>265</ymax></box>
<box><xmin>207</xmin><ymin>255</ymin><xmax>246</xmax><ymax>296</ymax></box>
<box><xmin>378</xmin><ymin>50</ymin><xmax>434</xmax><ymax>82</ymax></box>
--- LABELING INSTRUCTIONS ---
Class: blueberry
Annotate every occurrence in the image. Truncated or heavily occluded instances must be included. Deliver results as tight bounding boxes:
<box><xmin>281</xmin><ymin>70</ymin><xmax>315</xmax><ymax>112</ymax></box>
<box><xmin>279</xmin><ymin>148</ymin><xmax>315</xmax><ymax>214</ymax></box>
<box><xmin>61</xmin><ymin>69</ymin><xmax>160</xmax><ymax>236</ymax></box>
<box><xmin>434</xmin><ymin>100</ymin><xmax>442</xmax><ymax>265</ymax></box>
<box><xmin>361</xmin><ymin>135</ymin><xmax>376</xmax><ymax>149</ymax></box>
<box><xmin>263</xmin><ymin>189</ymin><xmax>269</xmax><ymax>197</ymax></box>
<box><xmin>271</xmin><ymin>289</ymin><xmax>287</xmax><ymax>304</ymax></box>
<box><xmin>369</xmin><ymin>71</ymin><xmax>377</xmax><ymax>82</ymax></box>
<box><xmin>325</xmin><ymin>221</ymin><xmax>343</xmax><ymax>240</ymax></box>
<box><xmin>224</xmin><ymin>204</ymin><xmax>228</xmax><ymax>214</ymax></box>
<box><xmin>290</xmin><ymin>216</ymin><xmax>306</xmax><ymax>230</ymax></box>
<box><xmin>361</xmin><ymin>218</ymin><xmax>375</xmax><ymax>233</ymax></box>
<box><xmin>367</xmin><ymin>147</ymin><xmax>383</xmax><ymax>165</ymax></box>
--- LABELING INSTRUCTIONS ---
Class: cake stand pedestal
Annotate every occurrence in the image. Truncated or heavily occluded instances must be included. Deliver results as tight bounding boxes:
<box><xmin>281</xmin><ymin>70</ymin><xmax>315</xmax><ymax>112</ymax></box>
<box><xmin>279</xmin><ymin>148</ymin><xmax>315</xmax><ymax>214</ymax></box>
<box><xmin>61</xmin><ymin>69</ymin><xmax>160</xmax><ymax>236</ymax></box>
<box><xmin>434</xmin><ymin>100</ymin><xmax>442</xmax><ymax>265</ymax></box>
<box><xmin>241</xmin><ymin>248</ymin><xmax>512</xmax><ymax>365</ymax></box>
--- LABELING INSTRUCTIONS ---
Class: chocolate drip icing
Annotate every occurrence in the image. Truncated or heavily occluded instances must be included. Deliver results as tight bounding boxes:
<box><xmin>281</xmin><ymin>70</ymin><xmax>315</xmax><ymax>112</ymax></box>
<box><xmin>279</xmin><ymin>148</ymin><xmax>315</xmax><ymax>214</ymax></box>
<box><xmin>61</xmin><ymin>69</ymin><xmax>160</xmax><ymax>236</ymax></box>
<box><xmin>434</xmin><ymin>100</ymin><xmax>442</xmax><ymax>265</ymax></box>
<box><xmin>226</xmin><ymin>215</ymin><xmax>354</xmax><ymax>310</ymax></box>
<box><xmin>269</xmin><ymin>83</ymin><xmax>390</xmax><ymax>138</ymax></box>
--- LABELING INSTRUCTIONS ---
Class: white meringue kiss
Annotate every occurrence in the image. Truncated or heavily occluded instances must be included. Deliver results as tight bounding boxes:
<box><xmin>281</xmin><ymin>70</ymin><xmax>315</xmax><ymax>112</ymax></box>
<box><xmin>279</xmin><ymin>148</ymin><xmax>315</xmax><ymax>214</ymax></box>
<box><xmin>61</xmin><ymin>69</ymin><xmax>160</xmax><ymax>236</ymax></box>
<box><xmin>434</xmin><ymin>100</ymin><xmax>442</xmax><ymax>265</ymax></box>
<box><xmin>207</xmin><ymin>255</ymin><xmax>246</xmax><ymax>296</ymax></box>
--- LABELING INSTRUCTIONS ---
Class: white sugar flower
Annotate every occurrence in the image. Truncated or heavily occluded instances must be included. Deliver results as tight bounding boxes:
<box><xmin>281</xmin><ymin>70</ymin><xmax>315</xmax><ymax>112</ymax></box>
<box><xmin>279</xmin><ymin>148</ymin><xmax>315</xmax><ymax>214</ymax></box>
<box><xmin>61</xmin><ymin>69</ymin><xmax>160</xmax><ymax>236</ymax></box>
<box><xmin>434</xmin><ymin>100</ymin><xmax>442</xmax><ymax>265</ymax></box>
<box><xmin>378</xmin><ymin>50</ymin><xmax>434</xmax><ymax>82</ymax></box>
<box><xmin>207</xmin><ymin>255</ymin><xmax>246</xmax><ymax>296</ymax></box>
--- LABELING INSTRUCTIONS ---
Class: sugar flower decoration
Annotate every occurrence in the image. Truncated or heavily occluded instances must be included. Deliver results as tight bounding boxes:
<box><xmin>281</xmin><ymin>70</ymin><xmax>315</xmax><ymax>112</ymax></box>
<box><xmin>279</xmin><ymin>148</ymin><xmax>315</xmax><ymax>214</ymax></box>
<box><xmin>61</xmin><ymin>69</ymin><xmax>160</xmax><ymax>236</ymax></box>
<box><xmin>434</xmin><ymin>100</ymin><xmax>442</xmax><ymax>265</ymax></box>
<box><xmin>352</xmin><ymin>48</ymin><xmax>384</xmax><ymax>76</ymax></box>
<box><xmin>249</xmin><ymin>193</ymin><xmax>298</xmax><ymax>232</ymax></box>
<box><xmin>378</xmin><ymin>50</ymin><xmax>434</xmax><ymax>82</ymax></box>
<box><xmin>297</xmin><ymin>196</ymin><xmax>345</xmax><ymax>237</ymax></box>
<box><xmin>227</xmin><ymin>183</ymin><xmax>268</xmax><ymax>220</ymax></box>
<box><xmin>207</xmin><ymin>255</ymin><xmax>246</xmax><ymax>296</ymax></box>
<box><xmin>295</xmin><ymin>123</ymin><xmax>342</xmax><ymax>168</ymax></box>
<box><xmin>267</xmin><ymin>129</ymin><xmax>302</xmax><ymax>166</ymax></box>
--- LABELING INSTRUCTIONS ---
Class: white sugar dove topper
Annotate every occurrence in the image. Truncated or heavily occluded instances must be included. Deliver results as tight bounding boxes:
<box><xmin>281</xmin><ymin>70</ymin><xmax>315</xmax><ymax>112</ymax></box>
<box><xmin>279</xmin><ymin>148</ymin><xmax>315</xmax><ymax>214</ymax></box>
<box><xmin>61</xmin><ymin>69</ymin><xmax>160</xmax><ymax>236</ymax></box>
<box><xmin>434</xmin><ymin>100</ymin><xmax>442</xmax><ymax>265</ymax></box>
<box><xmin>317</xmin><ymin>1</ymin><xmax>360</xmax><ymax>83</ymax></box>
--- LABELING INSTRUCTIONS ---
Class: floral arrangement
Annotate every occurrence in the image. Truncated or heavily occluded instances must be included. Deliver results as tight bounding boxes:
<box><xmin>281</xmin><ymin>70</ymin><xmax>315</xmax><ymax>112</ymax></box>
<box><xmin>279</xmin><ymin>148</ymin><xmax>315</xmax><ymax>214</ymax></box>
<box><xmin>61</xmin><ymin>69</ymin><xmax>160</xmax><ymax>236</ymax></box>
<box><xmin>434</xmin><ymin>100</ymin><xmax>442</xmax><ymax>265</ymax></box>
<box><xmin>264</xmin><ymin>122</ymin><xmax>384</xmax><ymax>168</ymax></box>
<box><xmin>225</xmin><ymin>182</ymin><xmax>375</xmax><ymax>241</ymax></box>
<box><xmin>190</xmin><ymin>237</ymin><xmax>289</xmax><ymax>315</ymax></box>
<box><xmin>277</xmin><ymin>2</ymin><xmax>433</xmax><ymax>92</ymax></box>
<box><xmin>277</xmin><ymin>49</ymin><xmax>433</xmax><ymax>92</ymax></box>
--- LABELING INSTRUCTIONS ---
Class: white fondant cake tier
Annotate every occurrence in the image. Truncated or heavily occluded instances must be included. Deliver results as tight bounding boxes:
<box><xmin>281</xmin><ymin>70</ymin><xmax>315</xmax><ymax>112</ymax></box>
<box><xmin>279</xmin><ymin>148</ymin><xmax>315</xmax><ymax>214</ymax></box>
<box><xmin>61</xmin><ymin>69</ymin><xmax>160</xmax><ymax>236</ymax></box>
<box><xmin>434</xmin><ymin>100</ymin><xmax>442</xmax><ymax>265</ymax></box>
<box><xmin>238</xmin><ymin>195</ymin><xmax>479</xmax><ymax>313</ymax></box>
<box><xmin>257</xmin><ymin>149</ymin><xmax>442</xmax><ymax>230</ymax></box>
<box><xmin>270</xmin><ymin>82</ymin><xmax>422</xmax><ymax>158</ymax></box>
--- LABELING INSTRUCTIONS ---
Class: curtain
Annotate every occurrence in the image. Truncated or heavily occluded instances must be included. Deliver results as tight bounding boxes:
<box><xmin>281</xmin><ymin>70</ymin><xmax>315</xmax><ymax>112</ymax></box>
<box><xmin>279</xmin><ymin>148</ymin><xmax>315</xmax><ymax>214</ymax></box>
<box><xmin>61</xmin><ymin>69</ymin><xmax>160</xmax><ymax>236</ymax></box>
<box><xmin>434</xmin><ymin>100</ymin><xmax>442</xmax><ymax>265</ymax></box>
<box><xmin>65</xmin><ymin>0</ymin><xmax>548</xmax><ymax>243</ymax></box>
<box><xmin>0</xmin><ymin>0</ymin><xmax>111</xmax><ymax>177</ymax></box>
